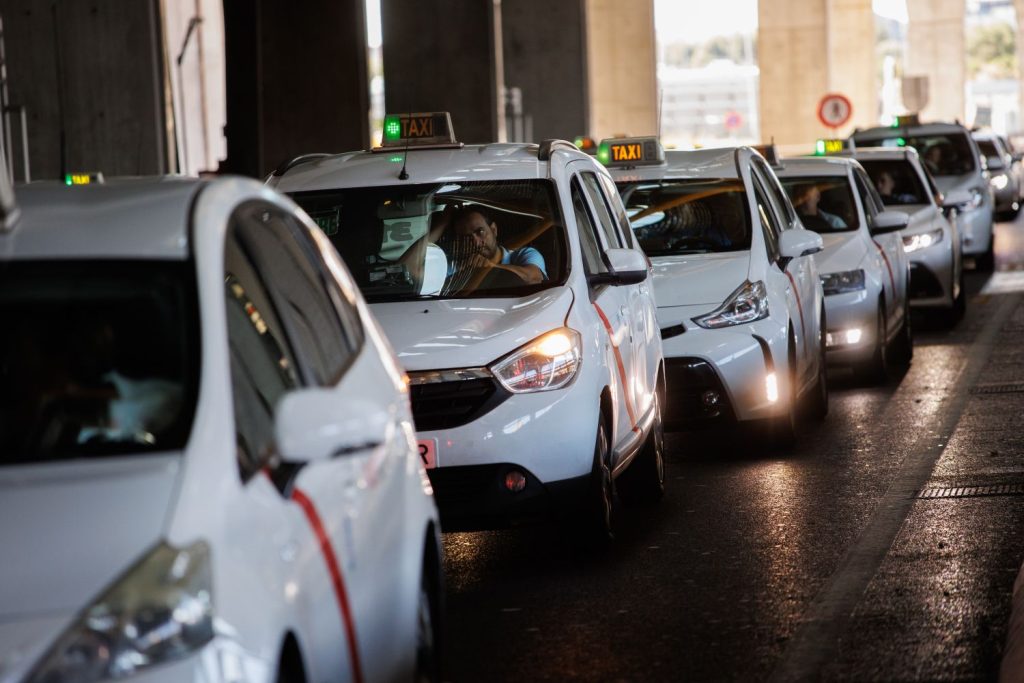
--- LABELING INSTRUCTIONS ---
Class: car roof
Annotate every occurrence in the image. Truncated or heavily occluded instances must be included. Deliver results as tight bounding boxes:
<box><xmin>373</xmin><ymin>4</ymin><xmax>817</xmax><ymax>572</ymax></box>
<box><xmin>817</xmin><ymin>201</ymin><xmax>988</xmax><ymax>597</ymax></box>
<box><xmin>775</xmin><ymin>156</ymin><xmax>855</xmax><ymax>177</ymax></box>
<box><xmin>852</xmin><ymin>121</ymin><xmax>970</xmax><ymax>140</ymax></box>
<box><xmin>1</xmin><ymin>177</ymin><xmax>202</xmax><ymax>260</ymax></box>
<box><xmin>272</xmin><ymin>143</ymin><xmax>594</xmax><ymax>192</ymax></box>
<box><xmin>607</xmin><ymin>147</ymin><xmax>746</xmax><ymax>181</ymax></box>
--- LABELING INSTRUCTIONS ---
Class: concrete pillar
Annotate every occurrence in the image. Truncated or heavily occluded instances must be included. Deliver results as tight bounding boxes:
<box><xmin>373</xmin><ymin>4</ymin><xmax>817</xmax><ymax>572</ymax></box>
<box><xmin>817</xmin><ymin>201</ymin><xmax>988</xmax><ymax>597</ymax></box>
<box><xmin>502</xmin><ymin>0</ymin><xmax>588</xmax><ymax>142</ymax></box>
<box><xmin>905</xmin><ymin>0</ymin><xmax>965</xmax><ymax>123</ymax></box>
<box><xmin>585</xmin><ymin>0</ymin><xmax>657</xmax><ymax>140</ymax></box>
<box><xmin>0</xmin><ymin>0</ymin><xmax>167</xmax><ymax>181</ymax></box>
<box><xmin>221</xmin><ymin>0</ymin><xmax>370</xmax><ymax>178</ymax></box>
<box><xmin>1014</xmin><ymin>0</ymin><xmax>1024</xmax><ymax>131</ymax></box>
<box><xmin>381</xmin><ymin>0</ymin><xmax>503</xmax><ymax>145</ymax></box>
<box><xmin>758</xmin><ymin>0</ymin><xmax>875</xmax><ymax>147</ymax></box>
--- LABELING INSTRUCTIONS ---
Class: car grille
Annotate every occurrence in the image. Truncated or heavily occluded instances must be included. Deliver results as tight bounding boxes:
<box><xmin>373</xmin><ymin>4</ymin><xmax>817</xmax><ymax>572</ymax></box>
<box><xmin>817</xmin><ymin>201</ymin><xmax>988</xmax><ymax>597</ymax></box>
<box><xmin>664</xmin><ymin>357</ymin><xmax>733</xmax><ymax>425</ymax></box>
<box><xmin>408</xmin><ymin>368</ymin><xmax>509</xmax><ymax>431</ymax></box>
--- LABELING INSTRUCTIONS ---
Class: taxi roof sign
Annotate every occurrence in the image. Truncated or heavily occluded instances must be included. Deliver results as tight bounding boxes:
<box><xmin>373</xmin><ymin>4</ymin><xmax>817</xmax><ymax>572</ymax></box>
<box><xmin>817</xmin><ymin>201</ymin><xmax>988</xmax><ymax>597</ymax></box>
<box><xmin>64</xmin><ymin>172</ymin><xmax>104</xmax><ymax>186</ymax></box>
<box><xmin>893</xmin><ymin>113</ymin><xmax>920</xmax><ymax>128</ymax></box>
<box><xmin>377</xmin><ymin>112</ymin><xmax>459</xmax><ymax>150</ymax></box>
<box><xmin>814</xmin><ymin>138</ymin><xmax>847</xmax><ymax>155</ymax></box>
<box><xmin>598</xmin><ymin>137</ymin><xmax>664</xmax><ymax>167</ymax></box>
<box><xmin>574</xmin><ymin>136</ymin><xmax>598</xmax><ymax>155</ymax></box>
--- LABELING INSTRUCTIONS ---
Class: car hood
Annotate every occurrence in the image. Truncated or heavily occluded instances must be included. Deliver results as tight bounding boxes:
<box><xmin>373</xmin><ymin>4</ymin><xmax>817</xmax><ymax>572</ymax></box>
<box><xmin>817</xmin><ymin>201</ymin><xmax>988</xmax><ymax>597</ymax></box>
<box><xmin>370</xmin><ymin>287</ymin><xmax>574</xmax><ymax>371</ymax></box>
<box><xmin>650</xmin><ymin>252</ymin><xmax>751</xmax><ymax>307</ymax></box>
<box><xmin>0</xmin><ymin>455</ymin><xmax>181</xmax><ymax>619</ymax></box>
<box><xmin>933</xmin><ymin>172</ymin><xmax>979</xmax><ymax>195</ymax></box>
<box><xmin>884</xmin><ymin>204</ymin><xmax>939</xmax><ymax>233</ymax></box>
<box><xmin>815</xmin><ymin>232</ymin><xmax>867</xmax><ymax>274</ymax></box>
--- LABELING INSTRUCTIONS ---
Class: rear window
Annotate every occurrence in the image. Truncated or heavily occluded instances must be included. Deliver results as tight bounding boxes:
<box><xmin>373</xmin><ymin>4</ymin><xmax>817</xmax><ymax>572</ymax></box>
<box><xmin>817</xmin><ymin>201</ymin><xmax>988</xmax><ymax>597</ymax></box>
<box><xmin>854</xmin><ymin>132</ymin><xmax>976</xmax><ymax>177</ymax></box>
<box><xmin>616</xmin><ymin>179</ymin><xmax>752</xmax><ymax>256</ymax></box>
<box><xmin>0</xmin><ymin>261</ymin><xmax>200</xmax><ymax>464</ymax></box>
<box><xmin>779</xmin><ymin>175</ymin><xmax>859</xmax><ymax>233</ymax></box>
<box><xmin>858</xmin><ymin>159</ymin><xmax>930</xmax><ymax>206</ymax></box>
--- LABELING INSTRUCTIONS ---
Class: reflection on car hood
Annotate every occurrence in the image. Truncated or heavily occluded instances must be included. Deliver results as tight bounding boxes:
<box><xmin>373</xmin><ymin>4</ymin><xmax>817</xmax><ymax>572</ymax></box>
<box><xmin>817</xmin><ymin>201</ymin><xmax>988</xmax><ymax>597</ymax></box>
<box><xmin>815</xmin><ymin>233</ymin><xmax>867</xmax><ymax>274</ymax></box>
<box><xmin>933</xmin><ymin>173</ymin><xmax>979</xmax><ymax>195</ymax></box>
<box><xmin>0</xmin><ymin>455</ymin><xmax>180</xmax><ymax>618</ymax></box>
<box><xmin>650</xmin><ymin>252</ymin><xmax>751</xmax><ymax>307</ymax></box>
<box><xmin>883</xmin><ymin>204</ymin><xmax>942</xmax><ymax>233</ymax></box>
<box><xmin>370</xmin><ymin>287</ymin><xmax>574</xmax><ymax>371</ymax></box>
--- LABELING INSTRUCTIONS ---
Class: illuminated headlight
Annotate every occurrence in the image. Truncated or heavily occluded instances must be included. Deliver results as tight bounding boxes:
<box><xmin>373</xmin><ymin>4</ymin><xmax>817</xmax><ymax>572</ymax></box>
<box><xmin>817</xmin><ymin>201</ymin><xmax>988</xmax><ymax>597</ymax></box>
<box><xmin>903</xmin><ymin>228</ymin><xmax>944</xmax><ymax>253</ymax></box>
<box><xmin>992</xmin><ymin>174</ymin><xmax>1009</xmax><ymax>190</ymax></box>
<box><xmin>692</xmin><ymin>280</ymin><xmax>769</xmax><ymax>329</ymax></box>
<box><xmin>491</xmin><ymin>328</ymin><xmax>582</xmax><ymax>393</ymax></box>
<box><xmin>826</xmin><ymin>328</ymin><xmax>863</xmax><ymax>347</ymax></box>
<box><xmin>820</xmin><ymin>269</ymin><xmax>865</xmax><ymax>295</ymax></box>
<box><xmin>27</xmin><ymin>541</ymin><xmax>214</xmax><ymax>682</ymax></box>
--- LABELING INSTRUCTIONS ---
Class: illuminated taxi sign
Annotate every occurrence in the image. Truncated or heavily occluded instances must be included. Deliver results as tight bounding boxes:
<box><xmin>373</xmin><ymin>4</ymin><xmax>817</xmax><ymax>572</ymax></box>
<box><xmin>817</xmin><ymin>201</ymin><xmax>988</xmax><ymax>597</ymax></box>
<box><xmin>815</xmin><ymin>138</ymin><xmax>846</xmax><ymax>155</ymax></box>
<box><xmin>379</xmin><ymin>112</ymin><xmax>458</xmax><ymax>149</ymax></box>
<box><xmin>64</xmin><ymin>172</ymin><xmax>104</xmax><ymax>186</ymax></box>
<box><xmin>597</xmin><ymin>137</ymin><xmax>664</xmax><ymax>167</ymax></box>
<box><xmin>574</xmin><ymin>136</ymin><xmax>597</xmax><ymax>154</ymax></box>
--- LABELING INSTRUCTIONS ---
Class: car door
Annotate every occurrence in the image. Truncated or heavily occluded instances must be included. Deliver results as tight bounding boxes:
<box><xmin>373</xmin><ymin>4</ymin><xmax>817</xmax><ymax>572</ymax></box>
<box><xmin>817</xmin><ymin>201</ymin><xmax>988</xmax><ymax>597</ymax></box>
<box><xmin>749</xmin><ymin>166</ymin><xmax>813</xmax><ymax>393</ymax></box>
<box><xmin>852</xmin><ymin>166</ymin><xmax>906</xmax><ymax>335</ymax></box>
<box><xmin>569</xmin><ymin>167</ymin><xmax>640</xmax><ymax>457</ymax></box>
<box><xmin>230</xmin><ymin>202</ymin><xmax>408</xmax><ymax>683</ymax></box>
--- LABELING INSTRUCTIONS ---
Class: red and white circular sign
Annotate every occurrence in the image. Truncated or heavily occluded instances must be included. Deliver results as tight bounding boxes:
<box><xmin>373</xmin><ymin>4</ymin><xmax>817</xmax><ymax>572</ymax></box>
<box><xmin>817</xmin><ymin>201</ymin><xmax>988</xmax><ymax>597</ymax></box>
<box><xmin>817</xmin><ymin>93</ymin><xmax>853</xmax><ymax>128</ymax></box>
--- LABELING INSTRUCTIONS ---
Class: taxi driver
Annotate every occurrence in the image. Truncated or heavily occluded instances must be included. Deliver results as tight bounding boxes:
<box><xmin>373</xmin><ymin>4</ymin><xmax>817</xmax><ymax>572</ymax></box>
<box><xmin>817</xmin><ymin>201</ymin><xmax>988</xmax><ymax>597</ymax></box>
<box><xmin>452</xmin><ymin>208</ymin><xmax>546</xmax><ymax>284</ymax></box>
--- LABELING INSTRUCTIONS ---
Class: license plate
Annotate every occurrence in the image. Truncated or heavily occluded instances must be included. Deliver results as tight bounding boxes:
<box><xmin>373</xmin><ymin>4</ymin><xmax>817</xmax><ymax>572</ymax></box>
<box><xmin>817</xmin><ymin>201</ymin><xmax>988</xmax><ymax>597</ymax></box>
<box><xmin>417</xmin><ymin>439</ymin><xmax>437</xmax><ymax>469</ymax></box>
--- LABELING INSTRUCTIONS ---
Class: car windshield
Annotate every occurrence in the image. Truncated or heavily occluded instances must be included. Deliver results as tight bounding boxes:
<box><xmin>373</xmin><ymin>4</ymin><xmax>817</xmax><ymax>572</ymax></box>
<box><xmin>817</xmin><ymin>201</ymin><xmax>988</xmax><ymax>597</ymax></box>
<box><xmin>0</xmin><ymin>261</ymin><xmax>199</xmax><ymax>464</ymax></box>
<box><xmin>616</xmin><ymin>179</ymin><xmax>752</xmax><ymax>256</ymax></box>
<box><xmin>779</xmin><ymin>175</ymin><xmax>859</xmax><ymax>233</ymax></box>
<box><xmin>291</xmin><ymin>181</ymin><xmax>566</xmax><ymax>303</ymax></box>
<box><xmin>976</xmin><ymin>139</ymin><xmax>1004</xmax><ymax>169</ymax></box>
<box><xmin>856</xmin><ymin>132</ymin><xmax>976</xmax><ymax>176</ymax></box>
<box><xmin>858</xmin><ymin>159</ymin><xmax>930</xmax><ymax>206</ymax></box>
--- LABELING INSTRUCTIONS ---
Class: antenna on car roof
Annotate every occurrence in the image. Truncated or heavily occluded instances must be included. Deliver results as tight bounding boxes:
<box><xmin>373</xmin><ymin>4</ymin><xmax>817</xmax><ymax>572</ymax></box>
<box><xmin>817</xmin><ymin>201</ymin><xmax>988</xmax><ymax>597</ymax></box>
<box><xmin>398</xmin><ymin>109</ymin><xmax>411</xmax><ymax>180</ymax></box>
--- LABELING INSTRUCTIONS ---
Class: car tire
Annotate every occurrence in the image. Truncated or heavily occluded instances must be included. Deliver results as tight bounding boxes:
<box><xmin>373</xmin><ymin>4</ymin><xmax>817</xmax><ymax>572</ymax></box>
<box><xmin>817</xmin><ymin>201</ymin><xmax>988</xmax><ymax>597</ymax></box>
<box><xmin>940</xmin><ymin>267</ymin><xmax>966</xmax><ymax>329</ymax></box>
<box><xmin>856</xmin><ymin>305</ymin><xmax>888</xmax><ymax>385</ymax></box>
<box><xmin>976</xmin><ymin>236</ymin><xmax>996</xmax><ymax>272</ymax></box>
<box><xmin>415</xmin><ymin>543</ymin><xmax>443</xmax><ymax>683</ymax></box>
<box><xmin>804</xmin><ymin>306</ymin><xmax>829</xmax><ymax>421</ymax></box>
<box><xmin>889</xmin><ymin>306</ymin><xmax>913</xmax><ymax>365</ymax></box>
<box><xmin>618</xmin><ymin>392</ymin><xmax>665</xmax><ymax>504</ymax></box>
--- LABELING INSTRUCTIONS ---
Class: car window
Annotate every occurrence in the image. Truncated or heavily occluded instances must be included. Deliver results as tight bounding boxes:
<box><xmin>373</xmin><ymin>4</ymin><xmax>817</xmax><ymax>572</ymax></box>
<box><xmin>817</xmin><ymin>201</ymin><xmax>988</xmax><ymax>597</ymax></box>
<box><xmin>750</xmin><ymin>173</ymin><xmax>781</xmax><ymax>262</ymax></box>
<box><xmin>853</xmin><ymin>169</ymin><xmax>885</xmax><ymax>217</ymax></box>
<box><xmin>581</xmin><ymin>172</ymin><xmax>624</xmax><ymax>248</ymax></box>
<box><xmin>853</xmin><ymin>132</ymin><xmax>976</xmax><ymax>176</ymax></box>
<box><xmin>779</xmin><ymin>175</ymin><xmax>860</xmax><ymax>233</ymax></box>
<box><xmin>617</xmin><ymin>178</ymin><xmax>752</xmax><ymax>256</ymax></box>
<box><xmin>235</xmin><ymin>204</ymin><xmax>354</xmax><ymax>385</ymax></box>
<box><xmin>292</xmin><ymin>180</ymin><xmax>566</xmax><ymax>302</ymax></box>
<box><xmin>976</xmin><ymin>138</ymin><xmax>1002</xmax><ymax>167</ymax></box>
<box><xmin>571</xmin><ymin>177</ymin><xmax>609</xmax><ymax>275</ymax></box>
<box><xmin>597</xmin><ymin>172</ymin><xmax>637</xmax><ymax>248</ymax></box>
<box><xmin>858</xmin><ymin>159</ymin><xmax>929</xmax><ymax>206</ymax></box>
<box><xmin>753</xmin><ymin>157</ymin><xmax>798</xmax><ymax>227</ymax></box>
<box><xmin>224</xmin><ymin>225</ymin><xmax>300</xmax><ymax>478</ymax></box>
<box><xmin>0</xmin><ymin>261</ymin><xmax>199</xmax><ymax>464</ymax></box>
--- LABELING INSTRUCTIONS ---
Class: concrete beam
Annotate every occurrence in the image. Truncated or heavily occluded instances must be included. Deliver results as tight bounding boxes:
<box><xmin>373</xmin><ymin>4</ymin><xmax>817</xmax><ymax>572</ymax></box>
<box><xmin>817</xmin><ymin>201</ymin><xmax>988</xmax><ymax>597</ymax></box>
<box><xmin>585</xmin><ymin>0</ymin><xmax>657</xmax><ymax>140</ymax></box>
<box><xmin>906</xmin><ymin>0</ymin><xmax>965</xmax><ymax>123</ymax></box>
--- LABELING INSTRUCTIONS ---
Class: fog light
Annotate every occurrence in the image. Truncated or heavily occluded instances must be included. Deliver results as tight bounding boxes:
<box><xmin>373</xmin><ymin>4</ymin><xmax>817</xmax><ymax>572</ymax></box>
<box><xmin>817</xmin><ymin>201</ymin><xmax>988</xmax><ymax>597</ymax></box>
<box><xmin>701</xmin><ymin>390</ymin><xmax>721</xmax><ymax>408</ymax></box>
<box><xmin>765</xmin><ymin>372</ymin><xmax>779</xmax><ymax>403</ymax></box>
<box><xmin>845</xmin><ymin>328</ymin><xmax>862</xmax><ymax>345</ymax></box>
<box><xmin>826</xmin><ymin>328</ymin><xmax>862</xmax><ymax>347</ymax></box>
<box><xmin>504</xmin><ymin>470</ymin><xmax>527</xmax><ymax>493</ymax></box>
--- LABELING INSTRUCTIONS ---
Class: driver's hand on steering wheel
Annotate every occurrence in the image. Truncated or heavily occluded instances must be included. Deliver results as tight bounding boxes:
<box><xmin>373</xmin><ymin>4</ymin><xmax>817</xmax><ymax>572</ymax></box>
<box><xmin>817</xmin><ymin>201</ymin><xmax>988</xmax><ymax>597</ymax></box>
<box><xmin>467</xmin><ymin>252</ymin><xmax>494</xmax><ymax>269</ymax></box>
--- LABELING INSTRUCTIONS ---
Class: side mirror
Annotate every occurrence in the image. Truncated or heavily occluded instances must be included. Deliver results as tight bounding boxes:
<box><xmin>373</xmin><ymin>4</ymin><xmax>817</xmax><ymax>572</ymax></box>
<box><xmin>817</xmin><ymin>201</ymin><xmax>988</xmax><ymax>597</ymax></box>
<box><xmin>871</xmin><ymin>210</ymin><xmax>910</xmax><ymax>235</ymax></box>
<box><xmin>419</xmin><ymin>243</ymin><xmax>448</xmax><ymax>296</ymax></box>
<box><xmin>275</xmin><ymin>387</ymin><xmax>390</xmax><ymax>463</ymax></box>
<box><xmin>988</xmin><ymin>157</ymin><xmax>1006</xmax><ymax>171</ymax></box>
<box><xmin>605</xmin><ymin>247</ymin><xmax>648</xmax><ymax>285</ymax></box>
<box><xmin>1013</xmin><ymin>152</ymin><xmax>1024</xmax><ymax>164</ymax></box>
<box><xmin>779</xmin><ymin>228</ymin><xmax>824</xmax><ymax>259</ymax></box>
<box><xmin>942</xmin><ymin>189</ymin><xmax>972</xmax><ymax>209</ymax></box>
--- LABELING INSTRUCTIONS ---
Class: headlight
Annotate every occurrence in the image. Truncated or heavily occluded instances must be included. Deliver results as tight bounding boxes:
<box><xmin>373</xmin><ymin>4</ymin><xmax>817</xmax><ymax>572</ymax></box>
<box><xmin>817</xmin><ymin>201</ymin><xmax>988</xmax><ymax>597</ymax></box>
<box><xmin>902</xmin><ymin>227</ymin><xmax>944</xmax><ymax>253</ymax></box>
<box><xmin>490</xmin><ymin>328</ymin><xmax>582</xmax><ymax>393</ymax></box>
<box><xmin>820</xmin><ymin>269</ymin><xmax>865</xmax><ymax>295</ymax></box>
<box><xmin>28</xmin><ymin>541</ymin><xmax>214</xmax><ymax>682</ymax></box>
<box><xmin>692</xmin><ymin>280</ymin><xmax>769</xmax><ymax>329</ymax></box>
<box><xmin>992</xmin><ymin>174</ymin><xmax>1009</xmax><ymax>190</ymax></box>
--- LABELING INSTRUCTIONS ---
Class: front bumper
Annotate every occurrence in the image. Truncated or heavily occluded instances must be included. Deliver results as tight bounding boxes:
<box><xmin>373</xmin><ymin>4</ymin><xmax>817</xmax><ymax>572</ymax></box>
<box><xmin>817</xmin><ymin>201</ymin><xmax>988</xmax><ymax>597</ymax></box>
<box><xmin>956</xmin><ymin>205</ymin><xmax>994</xmax><ymax>255</ymax></box>
<box><xmin>905</xmin><ymin>238</ymin><xmax>954</xmax><ymax>308</ymax></box>
<box><xmin>822</xmin><ymin>289</ymin><xmax>877</xmax><ymax>365</ymax></box>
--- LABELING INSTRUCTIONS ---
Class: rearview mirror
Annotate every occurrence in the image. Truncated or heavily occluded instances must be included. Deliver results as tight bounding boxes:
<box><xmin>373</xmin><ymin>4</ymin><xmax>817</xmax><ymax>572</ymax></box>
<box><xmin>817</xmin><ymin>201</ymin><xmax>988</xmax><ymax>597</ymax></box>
<box><xmin>779</xmin><ymin>228</ymin><xmax>823</xmax><ymax>259</ymax></box>
<box><xmin>275</xmin><ymin>387</ymin><xmax>390</xmax><ymax>463</ymax></box>
<box><xmin>606</xmin><ymin>247</ymin><xmax>648</xmax><ymax>285</ymax></box>
<box><xmin>871</xmin><ymin>210</ymin><xmax>910</xmax><ymax>235</ymax></box>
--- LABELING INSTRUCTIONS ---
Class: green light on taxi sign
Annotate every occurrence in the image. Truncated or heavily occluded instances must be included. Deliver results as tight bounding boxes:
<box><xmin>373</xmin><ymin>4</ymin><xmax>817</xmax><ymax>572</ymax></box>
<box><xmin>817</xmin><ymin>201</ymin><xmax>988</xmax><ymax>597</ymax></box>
<box><xmin>896</xmin><ymin>137</ymin><xmax>906</xmax><ymax>146</ymax></box>
<box><xmin>64</xmin><ymin>172</ymin><xmax>103</xmax><ymax>186</ymax></box>
<box><xmin>384</xmin><ymin>116</ymin><xmax>402</xmax><ymax>142</ymax></box>
<box><xmin>815</xmin><ymin>140</ymin><xmax>826</xmax><ymax>156</ymax></box>
<box><xmin>597</xmin><ymin>143</ymin><xmax>611</xmax><ymax>165</ymax></box>
<box><xmin>815</xmin><ymin>139</ymin><xmax>845</xmax><ymax>155</ymax></box>
<box><xmin>376</xmin><ymin>112</ymin><xmax>458</xmax><ymax>150</ymax></box>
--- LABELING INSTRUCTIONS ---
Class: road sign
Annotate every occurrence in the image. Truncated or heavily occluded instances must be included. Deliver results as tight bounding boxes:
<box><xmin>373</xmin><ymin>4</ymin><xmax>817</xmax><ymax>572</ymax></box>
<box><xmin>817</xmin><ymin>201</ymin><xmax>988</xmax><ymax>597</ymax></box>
<box><xmin>724</xmin><ymin>111</ymin><xmax>743</xmax><ymax>131</ymax></box>
<box><xmin>817</xmin><ymin>93</ymin><xmax>853</xmax><ymax>129</ymax></box>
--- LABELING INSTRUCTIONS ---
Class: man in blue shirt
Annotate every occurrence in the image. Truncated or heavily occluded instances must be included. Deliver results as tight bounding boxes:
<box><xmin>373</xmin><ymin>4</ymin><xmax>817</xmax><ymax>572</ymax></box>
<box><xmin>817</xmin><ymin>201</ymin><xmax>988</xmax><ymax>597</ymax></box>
<box><xmin>451</xmin><ymin>207</ymin><xmax>547</xmax><ymax>284</ymax></box>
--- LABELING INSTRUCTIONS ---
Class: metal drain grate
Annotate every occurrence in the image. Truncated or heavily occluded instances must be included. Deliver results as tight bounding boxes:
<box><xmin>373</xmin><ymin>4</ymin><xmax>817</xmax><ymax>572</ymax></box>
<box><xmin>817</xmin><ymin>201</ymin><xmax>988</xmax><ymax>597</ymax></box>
<box><xmin>917</xmin><ymin>484</ymin><xmax>1024</xmax><ymax>499</ymax></box>
<box><xmin>970</xmin><ymin>383</ymin><xmax>1024</xmax><ymax>395</ymax></box>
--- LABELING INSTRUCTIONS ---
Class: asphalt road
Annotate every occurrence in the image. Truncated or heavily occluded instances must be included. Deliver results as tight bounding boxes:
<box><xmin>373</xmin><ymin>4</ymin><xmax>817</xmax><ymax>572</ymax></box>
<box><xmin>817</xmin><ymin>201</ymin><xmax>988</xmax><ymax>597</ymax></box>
<box><xmin>441</xmin><ymin>214</ymin><xmax>1024</xmax><ymax>682</ymax></box>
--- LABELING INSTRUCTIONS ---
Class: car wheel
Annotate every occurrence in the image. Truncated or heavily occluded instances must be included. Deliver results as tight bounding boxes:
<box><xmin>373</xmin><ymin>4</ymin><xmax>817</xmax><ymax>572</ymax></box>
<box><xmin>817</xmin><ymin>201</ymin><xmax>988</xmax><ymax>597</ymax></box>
<box><xmin>415</xmin><ymin>548</ymin><xmax>443</xmax><ymax>683</ymax></box>
<box><xmin>579</xmin><ymin>419</ymin><xmax>616</xmax><ymax>547</ymax></box>
<box><xmin>618</xmin><ymin>392</ymin><xmax>665</xmax><ymax>504</ymax></box>
<box><xmin>768</xmin><ymin>334</ymin><xmax>798</xmax><ymax>449</ymax></box>
<box><xmin>856</xmin><ymin>305</ymin><xmax>888</xmax><ymax>385</ymax></box>
<box><xmin>889</xmin><ymin>306</ymin><xmax>913</xmax><ymax>365</ymax></box>
<box><xmin>941</xmin><ymin>266</ymin><xmax>966</xmax><ymax>329</ymax></box>
<box><xmin>804</xmin><ymin>306</ymin><xmax>829</xmax><ymax>421</ymax></box>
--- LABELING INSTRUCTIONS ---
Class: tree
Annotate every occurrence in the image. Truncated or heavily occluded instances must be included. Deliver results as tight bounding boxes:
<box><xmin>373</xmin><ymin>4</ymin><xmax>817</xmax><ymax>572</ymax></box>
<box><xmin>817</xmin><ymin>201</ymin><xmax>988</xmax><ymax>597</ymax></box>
<box><xmin>967</xmin><ymin>22</ymin><xmax>1017</xmax><ymax>80</ymax></box>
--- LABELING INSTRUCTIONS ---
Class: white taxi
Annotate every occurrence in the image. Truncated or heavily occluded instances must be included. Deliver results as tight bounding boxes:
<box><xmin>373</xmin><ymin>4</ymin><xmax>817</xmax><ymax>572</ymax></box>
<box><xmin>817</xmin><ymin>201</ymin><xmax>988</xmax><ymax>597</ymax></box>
<box><xmin>776</xmin><ymin>155</ymin><xmax>912</xmax><ymax>381</ymax></box>
<box><xmin>851</xmin><ymin>118</ymin><xmax>995</xmax><ymax>270</ymax></box>
<box><xmin>606</xmin><ymin>139</ymin><xmax>827</xmax><ymax>444</ymax></box>
<box><xmin>0</xmin><ymin>176</ymin><xmax>441</xmax><ymax>682</ymax></box>
<box><xmin>270</xmin><ymin>113</ymin><xmax>665</xmax><ymax>542</ymax></box>
<box><xmin>845</xmin><ymin>146</ymin><xmax>965</xmax><ymax>326</ymax></box>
